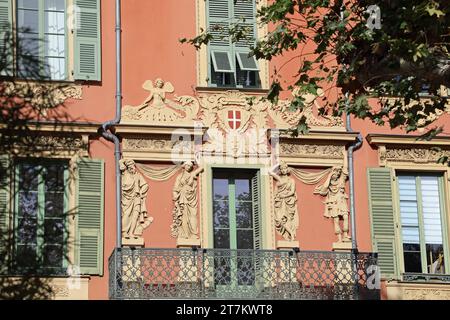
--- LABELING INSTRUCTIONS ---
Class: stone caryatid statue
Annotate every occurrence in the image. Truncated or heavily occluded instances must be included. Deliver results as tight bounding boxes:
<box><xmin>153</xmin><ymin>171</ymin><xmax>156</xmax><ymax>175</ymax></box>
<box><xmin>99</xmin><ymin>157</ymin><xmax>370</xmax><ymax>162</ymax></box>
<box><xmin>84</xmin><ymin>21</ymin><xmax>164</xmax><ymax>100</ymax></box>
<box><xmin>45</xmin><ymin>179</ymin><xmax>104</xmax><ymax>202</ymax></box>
<box><xmin>120</xmin><ymin>159</ymin><xmax>153</xmax><ymax>245</ymax></box>
<box><xmin>171</xmin><ymin>161</ymin><xmax>204</xmax><ymax>240</ymax></box>
<box><xmin>269</xmin><ymin>161</ymin><xmax>299</xmax><ymax>242</ymax></box>
<box><xmin>314</xmin><ymin>150</ymin><xmax>351</xmax><ymax>243</ymax></box>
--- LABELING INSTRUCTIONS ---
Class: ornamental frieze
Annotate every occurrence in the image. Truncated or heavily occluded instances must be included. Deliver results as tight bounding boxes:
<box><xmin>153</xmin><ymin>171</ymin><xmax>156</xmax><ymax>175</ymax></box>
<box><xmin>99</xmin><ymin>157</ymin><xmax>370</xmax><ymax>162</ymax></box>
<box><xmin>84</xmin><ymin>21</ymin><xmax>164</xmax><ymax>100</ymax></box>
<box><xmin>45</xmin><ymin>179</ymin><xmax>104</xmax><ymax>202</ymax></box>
<box><xmin>4</xmin><ymin>82</ymin><xmax>82</xmax><ymax>106</ymax></box>
<box><xmin>403</xmin><ymin>288</ymin><xmax>450</xmax><ymax>300</ymax></box>
<box><xmin>121</xmin><ymin>78</ymin><xmax>345</xmax><ymax>132</ymax></box>
<box><xmin>123</xmin><ymin>137</ymin><xmax>193</xmax><ymax>153</ymax></box>
<box><xmin>280</xmin><ymin>143</ymin><xmax>345</xmax><ymax>159</ymax></box>
<box><xmin>379</xmin><ymin>146</ymin><xmax>450</xmax><ymax>165</ymax></box>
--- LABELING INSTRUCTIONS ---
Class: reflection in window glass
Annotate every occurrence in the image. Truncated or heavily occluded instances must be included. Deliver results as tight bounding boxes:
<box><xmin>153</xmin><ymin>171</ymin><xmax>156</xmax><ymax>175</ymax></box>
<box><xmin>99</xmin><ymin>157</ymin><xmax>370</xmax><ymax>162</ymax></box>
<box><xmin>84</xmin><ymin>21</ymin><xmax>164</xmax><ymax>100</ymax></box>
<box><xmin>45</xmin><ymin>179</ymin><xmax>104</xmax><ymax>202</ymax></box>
<box><xmin>15</xmin><ymin>160</ymin><xmax>68</xmax><ymax>274</ymax></box>
<box><xmin>398</xmin><ymin>175</ymin><xmax>445</xmax><ymax>274</ymax></box>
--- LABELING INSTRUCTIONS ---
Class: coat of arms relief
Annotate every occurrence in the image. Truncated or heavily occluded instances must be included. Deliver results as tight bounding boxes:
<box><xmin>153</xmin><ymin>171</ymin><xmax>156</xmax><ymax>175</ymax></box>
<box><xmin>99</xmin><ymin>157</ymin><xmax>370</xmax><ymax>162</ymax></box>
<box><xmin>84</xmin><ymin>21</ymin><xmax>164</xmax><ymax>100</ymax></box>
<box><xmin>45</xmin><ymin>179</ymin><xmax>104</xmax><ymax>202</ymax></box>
<box><xmin>121</xmin><ymin>78</ymin><xmax>344</xmax><ymax>157</ymax></box>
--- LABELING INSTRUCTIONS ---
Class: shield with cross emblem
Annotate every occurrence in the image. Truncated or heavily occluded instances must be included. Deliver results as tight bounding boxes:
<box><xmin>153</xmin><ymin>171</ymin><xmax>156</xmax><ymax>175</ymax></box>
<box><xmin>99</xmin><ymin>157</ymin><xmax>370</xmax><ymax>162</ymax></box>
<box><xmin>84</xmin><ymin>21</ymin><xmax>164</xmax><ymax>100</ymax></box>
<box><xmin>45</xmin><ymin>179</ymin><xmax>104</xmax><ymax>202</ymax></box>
<box><xmin>227</xmin><ymin>110</ymin><xmax>241</xmax><ymax>130</ymax></box>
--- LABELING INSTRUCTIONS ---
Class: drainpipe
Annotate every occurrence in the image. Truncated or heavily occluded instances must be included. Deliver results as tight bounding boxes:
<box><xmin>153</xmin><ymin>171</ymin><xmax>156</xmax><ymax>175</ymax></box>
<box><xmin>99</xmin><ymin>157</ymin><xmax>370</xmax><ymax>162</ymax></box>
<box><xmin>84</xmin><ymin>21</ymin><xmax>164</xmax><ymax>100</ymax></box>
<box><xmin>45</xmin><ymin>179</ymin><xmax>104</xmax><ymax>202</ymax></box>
<box><xmin>345</xmin><ymin>93</ymin><xmax>363</xmax><ymax>252</ymax></box>
<box><xmin>100</xmin><ymin>0</ymin><xmax>122</xmax><ymax>248</ymax></box>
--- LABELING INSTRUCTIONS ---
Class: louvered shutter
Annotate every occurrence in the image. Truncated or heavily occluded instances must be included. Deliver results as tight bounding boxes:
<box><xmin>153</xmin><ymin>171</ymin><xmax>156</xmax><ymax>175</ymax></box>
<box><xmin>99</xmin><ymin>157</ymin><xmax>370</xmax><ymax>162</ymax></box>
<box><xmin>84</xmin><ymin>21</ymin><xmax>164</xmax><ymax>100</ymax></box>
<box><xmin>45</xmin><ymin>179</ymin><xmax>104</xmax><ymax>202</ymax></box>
<box><xmin>0</xmin><ymin>155</ymin><xmax>10</xmax><ymax>274</ymax></box>
<box><xmin>76</xmin><ymin>158</ymin><xmax>104</xmax><ymax>275</ymax></box>
<box><xmin>208</xmin><ymin>0</ymin><xmax>234</xmax><ymax>78</ymax></box>
<box><xmin>251</xmin><ymin>172</ymin><xmax>261</xmax><ymax>250</ymax></box>
<box><xmin>0</xmin><ymin>0</ymin><xmax>12</xmax><ymax>76</ymax></box>
<box><xmin>233</xmin><ymin>0</ymin><xmax>256</xmax><ymax>48</ymax></box>
<box><xmin>367</xmin><ymin>168</ymin><xmax>398</xmax><ymax>279</ymax></box>
<box><xmin>74</xmin><ymin>0</ymin><xmax>101</xmax><ymax>81</ymax></box>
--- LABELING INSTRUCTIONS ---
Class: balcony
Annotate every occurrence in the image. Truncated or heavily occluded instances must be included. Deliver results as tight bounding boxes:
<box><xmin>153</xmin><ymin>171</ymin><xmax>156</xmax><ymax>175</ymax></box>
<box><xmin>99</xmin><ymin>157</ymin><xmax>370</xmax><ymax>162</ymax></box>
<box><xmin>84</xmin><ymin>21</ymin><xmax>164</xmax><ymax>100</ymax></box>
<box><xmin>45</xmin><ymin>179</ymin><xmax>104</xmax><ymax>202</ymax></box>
<box><xmin>108</xmin><ymin>248</ymin><xmax>380</xmax><ymax>300</ymax></box>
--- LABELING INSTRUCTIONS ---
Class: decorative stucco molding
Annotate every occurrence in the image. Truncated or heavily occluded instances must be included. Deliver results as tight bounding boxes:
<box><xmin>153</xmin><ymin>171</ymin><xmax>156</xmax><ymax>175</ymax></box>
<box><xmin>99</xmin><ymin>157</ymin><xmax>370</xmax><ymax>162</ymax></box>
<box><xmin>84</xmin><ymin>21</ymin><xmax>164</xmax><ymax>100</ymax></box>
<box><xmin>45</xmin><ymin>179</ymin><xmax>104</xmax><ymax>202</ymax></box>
<box><xmin>4</xmin><ymin>82</ymin><xmax>82</xmax><ymax>106</ymax></box>
<box><xmin>280</xmin><ymin>143</ymin><xmax>345</xmax><ymax>159</ymax></box>
<box><xmin>122</xmin><ymin>78</ymin><xmax>200</xmax><ymax>125</ymax></box>
<box><xmin>403</xmin><ymin>288</ymin><xmax>450</xmax><ymax>300</ymax></box>
<box><xmin>268</xmin><ymin>91</ymin><xmax>344</xmax><ymax>129</ymax></box>
<box><xmin>379</xmin><ymin>145</ymin><xmax>450</xmax><ymax>166</ymax></box>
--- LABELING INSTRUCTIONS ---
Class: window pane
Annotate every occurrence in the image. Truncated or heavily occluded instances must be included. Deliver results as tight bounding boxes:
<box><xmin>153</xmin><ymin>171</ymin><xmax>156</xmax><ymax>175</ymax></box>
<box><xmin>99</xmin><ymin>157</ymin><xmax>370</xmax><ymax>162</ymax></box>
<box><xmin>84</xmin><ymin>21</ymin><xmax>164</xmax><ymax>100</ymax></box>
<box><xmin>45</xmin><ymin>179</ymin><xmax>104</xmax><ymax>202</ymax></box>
<box><xmin>18</xmin><ymin>191</ymin><xmax>38</xmax><ymax>218</ymax></box>
<box><xmin>398</xmin><ymin>176</ymin><xmax>422</xmax><ymax>273</ymax></box>
<box><xmin>398</xmin><ymin>176</ymin><xmax>417</xmax><ymax>201</ymax></box>
<box><xmin>19</xmin><ymin>164</ymin><xmax>39</xmax><ymax>191</ymax></box>
<box><xmin>420</xmin><ymin>176</ymin><xmax>443</xmax><ymax>245</ymax></box>
<box><xmin>236</xmin><ymin>201</ymin><xmax>252</xmax><ymax>229</ymax></box>
<box><xmin>403</xmin><ymin>250</ymin><xmax>422</xmax><ymax>273</ymax></box>
<box><xmin>44</xmin><ymin>5</ymin><xmax>66</xmax><ymax>80</ymax></box>
<box><xmin>43</xmin><ymin>244</ymin><xmax>63</xmax><ymax>268</ymax></box>
<box><xmin>18</xmin><ymin>0</ymin><xmax>39</xmax><ymax>9</ymax></box>
<box><xmin>44</xmin><ymin>163</ymin><xmax>65</xmax><ymax>192</ymax></box>
<box><xmin>427</xmin><ymin>244</ymin><xmax>445</xmax><ymax>274</ymax></box>
<box><xmin>45</xmin><ymin>0</ymin><xmax>65</xmax><ymax>11</ymax></box>
<box><xmin>17</xmin><ymin>32</ymin><xmax>40</xmax><ymax>56</ymax></box>
<box><xmin>213</xmin><ymin>178</ymin><xmax>229</xmax><ymax>200</ymax></box>
<box><xmin>17</xmin><ymin>9</ymin><xmax>39</xmax><ymax>33</ymax></box>
<box><xmin>213</xmin><ymin>200</ymin><xmax>229</xmax><ymax>228</ymax></box>
<box><xmin>237</xmin><ymin>229</ymin><xmax>253</xmax><ymax>250</ymax></box>
<box><xmin>17</xmin><ymin>217</ymin><xmax>37</xmax><ymax>244</ymax></box>
<box><xmin>15</xmin><ymin>244</ymin><xmax>38</xmax><ymax>268</ymax></box>
<box><xmin>44</xmin><ymin>218</ymin><xmax>64</xmax><ymax>244</ymax></box>
<box><xmin>213</xmin><ymin>229</ymin><xmax>230</xmax><ymax>249</ymax></box>
<box><xmin>235</xmin><ymin>179</ymin><xmax>251</xmax><ymax>201</ymax></box>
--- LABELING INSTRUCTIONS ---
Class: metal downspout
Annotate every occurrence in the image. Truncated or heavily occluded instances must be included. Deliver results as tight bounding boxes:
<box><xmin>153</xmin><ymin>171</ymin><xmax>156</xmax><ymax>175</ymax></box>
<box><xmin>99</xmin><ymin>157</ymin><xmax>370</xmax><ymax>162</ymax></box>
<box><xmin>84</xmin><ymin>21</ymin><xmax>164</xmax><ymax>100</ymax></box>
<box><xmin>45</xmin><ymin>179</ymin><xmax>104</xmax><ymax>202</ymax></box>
<box><xmin>100</xmin><ymin>0</ymin><xmax>122</xmax><ymax>248</ymax></box>
<box><xmin>345</xmin><ymin>94</ymin><xmax>363</xmax><ymax>252</ymax></box>
<box><xmin>345</xmin><ymin>93</ymin><xmax>363</xmax><ymax>299</ymax></box>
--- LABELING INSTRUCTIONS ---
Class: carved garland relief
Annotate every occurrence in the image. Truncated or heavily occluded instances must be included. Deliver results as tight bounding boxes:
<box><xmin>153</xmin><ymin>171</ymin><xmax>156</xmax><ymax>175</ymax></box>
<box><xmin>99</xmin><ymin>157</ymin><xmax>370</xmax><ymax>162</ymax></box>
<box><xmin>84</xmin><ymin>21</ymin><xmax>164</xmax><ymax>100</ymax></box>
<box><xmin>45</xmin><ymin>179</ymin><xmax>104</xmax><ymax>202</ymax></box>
<box><xmin>379</xmin><ymin>145</ymin><xmax>450</xmax><ymax>166</ymax></box>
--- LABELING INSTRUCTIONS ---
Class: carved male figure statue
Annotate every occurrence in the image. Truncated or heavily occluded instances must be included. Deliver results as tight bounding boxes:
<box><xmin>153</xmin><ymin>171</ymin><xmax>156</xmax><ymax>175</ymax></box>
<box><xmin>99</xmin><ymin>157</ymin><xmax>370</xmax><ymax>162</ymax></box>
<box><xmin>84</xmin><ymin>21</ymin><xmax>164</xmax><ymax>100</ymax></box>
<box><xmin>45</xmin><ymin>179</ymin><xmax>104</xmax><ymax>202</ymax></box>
<box><xmin>120</xmin><ymin>159</ymin><xmax>153</xmax><ymax>243</ymax></box>
<box><xmin>171</xmin><ymin>161</ymin><xmax>204</xmax><ymax>240</ymax></box>
<box><xmin>269</xmin><ymin>161</ymin><xmax>299</xmax><ymax>241</ymax></box>
<box><xmin>314</xmin><ymin>150</ymin><xmax>351</xmax><ymax>243</ymax></box>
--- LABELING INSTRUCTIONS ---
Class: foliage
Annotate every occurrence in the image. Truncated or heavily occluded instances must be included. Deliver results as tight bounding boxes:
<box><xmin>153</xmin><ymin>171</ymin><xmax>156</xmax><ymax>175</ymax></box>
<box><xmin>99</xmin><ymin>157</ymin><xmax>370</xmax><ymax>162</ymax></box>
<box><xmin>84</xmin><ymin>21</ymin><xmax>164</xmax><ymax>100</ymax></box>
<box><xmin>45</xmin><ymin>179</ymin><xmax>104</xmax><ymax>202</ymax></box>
<box><xmin>182</xmin><ymin>0</ymin><xmax>449</xmax><ymax>141</ymax></box>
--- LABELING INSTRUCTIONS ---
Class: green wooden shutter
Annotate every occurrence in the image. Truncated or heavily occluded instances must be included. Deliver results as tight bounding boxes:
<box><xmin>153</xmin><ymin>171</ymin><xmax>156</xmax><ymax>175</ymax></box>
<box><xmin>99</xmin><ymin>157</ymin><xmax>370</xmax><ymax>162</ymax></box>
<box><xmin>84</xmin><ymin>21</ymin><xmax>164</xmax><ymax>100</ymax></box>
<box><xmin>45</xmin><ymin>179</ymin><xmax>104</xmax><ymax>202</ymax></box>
<box><xmin>76</xmin><ymin>158</ymin><xmax>104</xmax><ymax>275</ymax></box>
<box><xmin>74</xmin><ymin>0</ymin><xmax>101</xmax><ymax>81</ymax></box>
<box><xmin>0</xmin><ymin>0</ymin><xmax>12</xmax><ymax>76</ymax></box>
<box><xmin>367</xmin><ymin>168</ymin><xmax>398</xmax><ymax>279</ymax></box>
<box><xmin>0</xmin><ymin>155</ymin><xmax>10</xmax><ymax>274</ymax></box>
<box><xmin>251</xmin><ymin>172</ymin><xmax>261</xmax><ymax>250</ymax></box>
<box><xmin>208</xmin><ymin>0</ymin><xmax>234</xmax><ymax>77</ymax></box>
<box><xmin>233</xmin><ymin>0</ymin><xmax>256</xmax><ymax>48</ymax></box>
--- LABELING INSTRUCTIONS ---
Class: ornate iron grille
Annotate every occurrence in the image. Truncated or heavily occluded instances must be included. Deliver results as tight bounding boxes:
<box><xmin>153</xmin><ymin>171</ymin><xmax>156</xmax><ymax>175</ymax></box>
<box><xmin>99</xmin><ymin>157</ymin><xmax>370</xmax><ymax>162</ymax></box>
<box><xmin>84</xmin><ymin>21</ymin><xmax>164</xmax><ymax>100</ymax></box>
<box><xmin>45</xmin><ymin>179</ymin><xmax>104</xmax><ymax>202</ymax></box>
<box><xmin>109</xmin><ymin>248</ymin><xmax>380</xmax><ymax>300</ymax></box>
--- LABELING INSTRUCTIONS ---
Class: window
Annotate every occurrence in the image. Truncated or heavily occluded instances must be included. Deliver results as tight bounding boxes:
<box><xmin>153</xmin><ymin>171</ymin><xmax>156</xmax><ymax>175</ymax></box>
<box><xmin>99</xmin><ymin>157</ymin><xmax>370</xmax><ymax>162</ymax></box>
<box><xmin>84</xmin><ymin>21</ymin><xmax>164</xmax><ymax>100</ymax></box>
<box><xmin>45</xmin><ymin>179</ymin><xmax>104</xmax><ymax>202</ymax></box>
<box><xmin>397</xmin><ymin>174</ymin><xmax>448</xmax><ymax>275</ymax></box>
<box><xmin>212</xmin><ymin>169</ymin><xmax>261</xmax><ymax>286</ymax></box>
<box><xmin>17</xmin><ymin>0</ymin><xmax>67</xmax><ymax>80</ymax></box>
<box><xmin>207</xmin><ymin>0</ymin><xmax>260</xmax><ymax>88</ymax></box>
<box><xmin>13</xmin><ymin>159</ymin><xmax>68</xmax><ymax>274</ymax></box>
<box><xmin>0</xmin><ymin>0</ymin><xmax>101</xmax><ymax>81</ymax></box>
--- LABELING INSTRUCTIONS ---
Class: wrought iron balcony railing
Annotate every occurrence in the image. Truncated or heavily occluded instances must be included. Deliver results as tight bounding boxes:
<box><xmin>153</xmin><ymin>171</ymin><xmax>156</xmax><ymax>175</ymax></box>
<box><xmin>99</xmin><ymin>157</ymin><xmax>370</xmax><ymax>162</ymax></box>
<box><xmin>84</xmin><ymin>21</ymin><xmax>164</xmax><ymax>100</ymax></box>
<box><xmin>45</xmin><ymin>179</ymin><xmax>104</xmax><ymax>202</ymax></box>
<box><xmin>109</xmin><ymin>247</ymin><xmax>380</xmax><ymax>300</ymax></box>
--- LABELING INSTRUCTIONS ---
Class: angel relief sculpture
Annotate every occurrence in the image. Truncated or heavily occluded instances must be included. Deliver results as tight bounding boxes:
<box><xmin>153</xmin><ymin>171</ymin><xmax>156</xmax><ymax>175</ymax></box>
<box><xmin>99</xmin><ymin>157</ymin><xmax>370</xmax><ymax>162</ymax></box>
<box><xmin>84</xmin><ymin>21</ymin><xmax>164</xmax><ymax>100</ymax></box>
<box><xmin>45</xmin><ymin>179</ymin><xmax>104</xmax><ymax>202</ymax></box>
<box><xmin>122</xmin><ymin>78</ymin><xmax>200</xmax><ymax>123</ymax></box>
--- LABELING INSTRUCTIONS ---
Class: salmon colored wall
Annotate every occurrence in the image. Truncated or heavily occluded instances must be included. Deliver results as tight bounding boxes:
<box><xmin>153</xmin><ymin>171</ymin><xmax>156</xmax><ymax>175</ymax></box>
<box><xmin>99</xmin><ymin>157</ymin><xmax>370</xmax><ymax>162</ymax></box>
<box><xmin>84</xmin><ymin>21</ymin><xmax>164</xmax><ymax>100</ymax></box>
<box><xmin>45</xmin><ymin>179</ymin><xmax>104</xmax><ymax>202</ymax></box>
<box><xmin>121</xmin><ymin>0</ymin><xmax>198</xmax><ymax>107</ymax></box>
<box><xmin>81</xmin><ymin>0</ymin><xmax>198</xmax><ymax>300</ymax></box>
<box><xmin>141</xmin><ymin>164</ymin><xmax>178</xmax><ymax>249</ymax></box>
<box><xmin>55</xmin><ymin>0</ymin><xmax>450</xmax><ymax>299</ymax></box>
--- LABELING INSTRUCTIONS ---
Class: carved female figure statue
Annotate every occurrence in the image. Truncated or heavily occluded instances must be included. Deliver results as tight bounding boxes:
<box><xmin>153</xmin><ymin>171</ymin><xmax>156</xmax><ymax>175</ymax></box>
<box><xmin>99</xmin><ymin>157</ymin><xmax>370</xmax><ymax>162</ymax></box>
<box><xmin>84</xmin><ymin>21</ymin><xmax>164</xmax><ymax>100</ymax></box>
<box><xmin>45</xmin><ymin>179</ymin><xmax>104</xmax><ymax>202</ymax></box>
<box><xmin>314</xmin><ymin>151</ymin><xmax>350</xmax><ymax>243</ymax></box>
<box><xmin>120</xmin><ymin>159</ymin><xmax>153</xmax><ymax>242</ymax></box>
<box><xmin>269</xmin><ymin>161</ymin><xmax>299</xmax><ymax>241</ymax></box>
<box><xmin>171</xmin><ymin>161</ymin><xmax>204</xmax><ymax>239</ymax></box>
